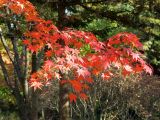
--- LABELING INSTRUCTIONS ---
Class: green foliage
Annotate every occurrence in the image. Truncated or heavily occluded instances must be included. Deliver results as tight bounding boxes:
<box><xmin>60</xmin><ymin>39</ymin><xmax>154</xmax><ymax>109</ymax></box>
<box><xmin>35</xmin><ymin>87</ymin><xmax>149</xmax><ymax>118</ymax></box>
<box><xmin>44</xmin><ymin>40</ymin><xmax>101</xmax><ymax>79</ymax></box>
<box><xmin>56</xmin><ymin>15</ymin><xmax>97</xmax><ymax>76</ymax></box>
<box><xmin>38</xmin><ymin>5</ymin><xmax>58</xmax><ymax>21</ymax></box>
<box><xmin>144</xmin><ymin>40</ymin><xmax>160</xmax><ymax>66</ymax></box>
<box><xmin>0</xmin><ymin>87</ymin><xmax>15</xmax><ymax>104</ymax></box>
<box><xmin>140</xmin><ymin>16</ymin><xmax>160</xmax><ymax>26</ymax></box>
<box><xmin>80</xmin><ymin>44</ymin><xmax>92</xmax><ymax>56</ymax></box>
<box><xmin>107</xmin><ymin>2</ymin><xmax>135</xmax><ymax>12</ymax></box>
<box><xmin>0</xmin><ymin>111</ymin><xmax>19</xmax><ymax>120</ymax></box>
<box><xmin>85</xmin><ymin>18</ymin><xmax>118</xmax><ymax>31</ymax></box>
<box><xmin>83</xmin><ymin>18</ymin><xmax>118</xmax><ymax>40</ymax></box>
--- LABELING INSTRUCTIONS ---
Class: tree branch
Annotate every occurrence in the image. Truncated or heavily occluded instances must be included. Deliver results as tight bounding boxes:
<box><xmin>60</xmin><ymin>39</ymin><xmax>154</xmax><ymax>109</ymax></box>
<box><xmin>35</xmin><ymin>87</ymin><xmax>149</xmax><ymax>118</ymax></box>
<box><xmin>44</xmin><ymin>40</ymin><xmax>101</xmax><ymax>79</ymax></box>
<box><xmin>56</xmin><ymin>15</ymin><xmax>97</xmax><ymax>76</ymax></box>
<box><xmin>0</xmin><ymin>28</ymin><xmax>14</xmax><ymax>64</ymax></box>
<box><xmin>49</xmin><ymin>0</ymin><xmax>108</xmax><ymax>6</ymax></box>
<box><xmin>11</xmin><ymin>36</ymin><xmax>23</xmax><ymax>79</ymax></box>
<box><xmin>0</xmin><ymin>54</ymin><xmax>13</xmax><ymax>89</ymax></box>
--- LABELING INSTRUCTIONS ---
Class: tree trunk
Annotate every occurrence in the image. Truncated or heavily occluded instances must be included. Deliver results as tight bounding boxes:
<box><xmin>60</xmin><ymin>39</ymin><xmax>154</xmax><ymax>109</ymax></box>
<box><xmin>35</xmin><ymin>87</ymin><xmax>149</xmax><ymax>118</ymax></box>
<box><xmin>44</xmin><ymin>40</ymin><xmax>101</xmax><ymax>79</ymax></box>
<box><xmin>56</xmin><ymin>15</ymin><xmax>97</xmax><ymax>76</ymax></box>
<box><xmin>17</xmin><ymin>99</ymin><xmax>30</xmax><ymax>120</ymax></box>
<box><xmin>57</xmin><ymin>1</ymin><xmax>71</xmax><ymax>120</ymax></box>
<box><xmin>59</xmin><ymin>83</ymin><xmax>71</xmax><ymax>120</ymax></box>
<box><xmin>58</xmin><ymin>0</ymin><xmax>66</xmax><ymax>29</ymax></box>
<box><xmin>13</xmin><ymin>87</ymin><xmax>31</xmax><ymax>120</ymax></box>
<box><xmin>1</xmin><ymin>6</ymin><xmax>39</xmax><ymax>120</ymax></box>
<box><xmin>30</xmin><ymin>91</ymin><xmax>39</xmax><ymax>120</ymax></box>
<box><xmin>0</xmin><ymin>26</ymin><xmax>31</xmax><ymax>120</ymax></box>
<box><xmin>30</xmin><ymin>52</ymin><xmax>39</xmax><ymax>120</ymax></box>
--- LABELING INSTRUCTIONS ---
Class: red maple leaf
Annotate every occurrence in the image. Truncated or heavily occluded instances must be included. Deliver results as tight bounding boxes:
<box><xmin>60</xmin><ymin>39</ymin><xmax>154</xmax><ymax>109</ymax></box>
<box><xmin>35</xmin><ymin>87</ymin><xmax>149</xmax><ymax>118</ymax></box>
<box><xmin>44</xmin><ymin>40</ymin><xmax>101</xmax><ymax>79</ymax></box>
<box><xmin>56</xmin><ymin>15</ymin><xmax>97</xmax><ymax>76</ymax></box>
<box><xmin>44</xmin><ymin>60</ymin><xmax>54</xmax><ymax>67</ymax></box>
<box><xmin>30</xmin><ymin>81</ymin><xmax>43</xmax><ymax>91</ymax></box>
<box><xmin>122</xmin><ymin>69</ymin><xmax>131</xmax><ymax>77</ymax></box>
<box><xmin>68</xmin><ymin>93</ymin><xmax>77</xmax><ymax>103</ymax></box>
<box><xmin>69</xmin><ymin>80</ymin><xmax>82</xmax><ymax>92</ymax></box>
<box><xmin>45</xmin><ymin>50</ymin><xmax>52</xmax><ymax>58</ymax></box>
<box><xmin>143</xmin><ymin>64</ymin><xmax>153</xmax><ymax>75</ymax></box>
<box><xmin>131</xmin><ymin>52</ymin><xmax>140</xmax><ymax>61</ymax></box>
<box><xmin>86</xmin><ymin>77</ymin><xmax>93</xmax><ymax>83</ymax></box>
<box><xmin>76</xmin><ymin>68</ymin><xmax>90</xmax><ymax>78</ymax></box>
<box><xmin>134</xmin><ymin>64</ymin><xmax>143</xmax><ymax>73</ymax></box>
<box><xmin>124</xmin><ymin>65</ymin><xmax>133</xmax><ymax>72</ymax></box>
<box><xmin>79</xmin><ymin>93</ymin><xmax>88</xmax><ymax>100</ymax></box>
<box><xmin>101</xmin><ymin>72</ymin><xmax>112</xmax><ymax>80</ymax></box>
<box><xmin>23</xmin><ymin>39</ymin><xmax>30</xmax><ymax>45</ymax></box>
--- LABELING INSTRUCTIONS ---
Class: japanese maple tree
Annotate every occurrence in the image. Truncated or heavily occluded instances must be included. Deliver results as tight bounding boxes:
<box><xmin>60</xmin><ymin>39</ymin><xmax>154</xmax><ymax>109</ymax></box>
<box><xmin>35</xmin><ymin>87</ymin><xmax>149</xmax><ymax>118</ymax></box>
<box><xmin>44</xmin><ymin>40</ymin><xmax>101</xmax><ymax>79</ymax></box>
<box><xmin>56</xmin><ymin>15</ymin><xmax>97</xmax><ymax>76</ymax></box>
<box><xmin>0</xmin><ymin>0</ymin><xmax>152</xmax><ymax>102</ymax></box>
<box><xmin>0</xmin><ymin>0</ymin><xmax>152</xmax><ymax>119</ymax></box>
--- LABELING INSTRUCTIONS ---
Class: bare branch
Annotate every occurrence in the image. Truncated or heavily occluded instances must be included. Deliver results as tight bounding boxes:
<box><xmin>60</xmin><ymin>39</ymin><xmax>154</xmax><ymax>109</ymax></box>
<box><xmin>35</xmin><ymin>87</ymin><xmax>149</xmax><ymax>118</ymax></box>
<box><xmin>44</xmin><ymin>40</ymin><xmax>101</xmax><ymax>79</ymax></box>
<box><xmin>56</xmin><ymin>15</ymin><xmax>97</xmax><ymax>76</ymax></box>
<box><xmin>0</xmin><ymin>54</ymin><xmax>13</xmax><ymax>89</ymax></box>
<box><xmin>11</xmin><ymin>36</ymin><xmax>23</xmax><ymax>78</ymax></box>
<box><xmin>0</xmin><ymin>27</ymin><xmax>14</xmax><ymax>63</ymax></box>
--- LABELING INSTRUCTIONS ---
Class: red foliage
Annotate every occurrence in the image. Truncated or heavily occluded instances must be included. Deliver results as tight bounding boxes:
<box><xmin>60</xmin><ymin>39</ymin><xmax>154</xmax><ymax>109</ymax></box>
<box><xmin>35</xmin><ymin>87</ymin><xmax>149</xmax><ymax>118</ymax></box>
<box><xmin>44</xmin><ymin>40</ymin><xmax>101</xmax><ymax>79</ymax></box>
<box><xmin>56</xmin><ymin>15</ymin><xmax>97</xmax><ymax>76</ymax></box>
<box><xmin>68</xmin><ymin>93</ymin><xmax>77</xmax><ymax>103</ymax></box>
<box><xmin>0</xmin><ymin>0</ymin><xmax>153</xmax><ymax>103</ymax></box>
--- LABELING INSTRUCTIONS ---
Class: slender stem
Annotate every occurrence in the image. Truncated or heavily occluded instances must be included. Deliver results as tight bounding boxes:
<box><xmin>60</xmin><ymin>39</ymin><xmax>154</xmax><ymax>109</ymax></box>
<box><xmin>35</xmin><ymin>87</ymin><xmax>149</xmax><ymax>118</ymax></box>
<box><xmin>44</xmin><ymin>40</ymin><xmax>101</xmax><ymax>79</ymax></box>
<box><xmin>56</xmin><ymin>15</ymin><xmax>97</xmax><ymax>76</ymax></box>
<box><xmin>0</xmin><ymin>27</ymin><xmax>14</xmax><ymax>64</ymax></box>
<box><xmin>0</xmin><ymin>54</ymin><xmax>13</xmax><ymax>89</ymax></box>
